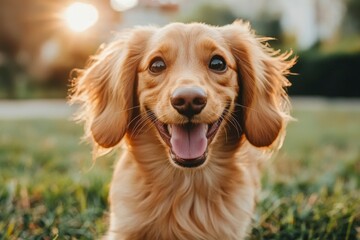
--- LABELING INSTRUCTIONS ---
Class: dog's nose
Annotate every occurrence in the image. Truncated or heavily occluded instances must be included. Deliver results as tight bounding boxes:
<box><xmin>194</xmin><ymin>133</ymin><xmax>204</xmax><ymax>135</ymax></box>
<box><xmin>171</xmin><ymin>87</ymin><xmax>207</xmax><ymax>118</ymax></box>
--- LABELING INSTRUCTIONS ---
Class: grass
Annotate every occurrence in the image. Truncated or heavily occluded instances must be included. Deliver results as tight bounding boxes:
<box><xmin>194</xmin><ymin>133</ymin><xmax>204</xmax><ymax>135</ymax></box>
<box><xmin>253</xmin><ymin>108</ymin><xmax>360</xmax><ymax>240</ymax></box>
<box><xmin>0</xmin><ymin>120</ymin><xmax>112</xmax><ymax>239</ymax></box>
<box><xmin>0</xmin><ymin>107</ymin><xmax>359</xmax><ymax>239</ymax></box>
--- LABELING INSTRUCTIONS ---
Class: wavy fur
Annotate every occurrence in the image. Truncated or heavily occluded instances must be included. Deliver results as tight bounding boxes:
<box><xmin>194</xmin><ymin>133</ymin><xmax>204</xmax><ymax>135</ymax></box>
<box><xmin>70</xmin><ymin>20</ymin><xmax>296</xmax><ymax>240</ymax></box>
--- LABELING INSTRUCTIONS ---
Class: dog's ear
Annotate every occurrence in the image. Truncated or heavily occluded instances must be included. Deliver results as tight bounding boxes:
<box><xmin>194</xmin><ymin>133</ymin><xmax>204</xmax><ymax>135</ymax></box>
<box><xmin>221</xmin><ymin>20</ymin><xmax>296</xmax><ymax>147</ymax></box>
<box><xmin>70</xmin><ymin>27</ymin><xmax>154</xmax><ymax>148</ymax></box>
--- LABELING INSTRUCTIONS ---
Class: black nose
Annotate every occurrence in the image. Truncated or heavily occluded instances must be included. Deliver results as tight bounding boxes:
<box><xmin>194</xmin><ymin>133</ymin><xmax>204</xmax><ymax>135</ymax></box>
<box><xmin>171</xmin><ymin>87</ymin><xmax>207</xmax><ymax>118</ymax></box>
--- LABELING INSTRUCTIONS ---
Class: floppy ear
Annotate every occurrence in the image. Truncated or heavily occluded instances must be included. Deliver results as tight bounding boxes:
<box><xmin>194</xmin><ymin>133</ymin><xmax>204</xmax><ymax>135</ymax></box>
<box><xmin>221</xmin><ymin>20</ymin><xmax>296</xmax><ymax>147</ymax></box>
<box><xmin>70</xmin><ymin>27</ymin><xmax>154</xmax><ymax>148</ymax></box>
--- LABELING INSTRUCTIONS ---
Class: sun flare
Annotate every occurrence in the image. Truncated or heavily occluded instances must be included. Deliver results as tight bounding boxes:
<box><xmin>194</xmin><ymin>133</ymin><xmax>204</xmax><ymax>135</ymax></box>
<box><xmin>63</xmin><ymin>2</ymin><xmax>99</xmax><ymax>32</ymax></box>
<box><xmin>111</xmin><ymin>0</ymin><xmax>138</xmax><ymax>11</ymax></box>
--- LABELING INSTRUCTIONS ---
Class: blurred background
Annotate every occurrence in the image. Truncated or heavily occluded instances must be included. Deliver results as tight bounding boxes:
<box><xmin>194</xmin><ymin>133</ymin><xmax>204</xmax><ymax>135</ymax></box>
<box><xmin>0</xmin><ymin>0</ymin><xmax>359</xmax><ymax>239</ymax></box>
<box><xmin>0</xmin><ymin>0</ymin><xmax>359</xmax><ymax>99</ymax></box>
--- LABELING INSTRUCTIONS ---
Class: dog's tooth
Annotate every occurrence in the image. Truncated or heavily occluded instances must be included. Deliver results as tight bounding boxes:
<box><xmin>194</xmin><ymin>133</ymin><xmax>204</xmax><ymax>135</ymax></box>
<box><xmin>167</xmin><ymin>125</ymin><xmax>172</xmax><ymax>134</ymax></box>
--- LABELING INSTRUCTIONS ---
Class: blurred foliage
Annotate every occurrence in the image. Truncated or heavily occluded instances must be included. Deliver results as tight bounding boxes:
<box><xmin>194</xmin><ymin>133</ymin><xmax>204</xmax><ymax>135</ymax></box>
<box><xmin>289</xmin><ymin>50</ymin><xmax>360</xmax><ymax>97</ymax></box>
<box><xmin>179</xmin><ymin>3</ymin><xmax>282</xmax><ymax>40</ymax></box>
<box><xmin>0</xmin><ymin>108</ymin><xmax>359</xmax><ymax>239</ymax></box>
<box><xmin>178</xmin><ymin>3</ymin><xmax>237</xmax><ymax>26</ymax></box>
<box><xmin>346</xmin><ymin>0</ymin><xmax>360</xmax><ymax>32</ymax></box>
<box><xmin>0</xmin><ymin>60</ymin><xmax>69</xmax><ymax>99</ymax></box>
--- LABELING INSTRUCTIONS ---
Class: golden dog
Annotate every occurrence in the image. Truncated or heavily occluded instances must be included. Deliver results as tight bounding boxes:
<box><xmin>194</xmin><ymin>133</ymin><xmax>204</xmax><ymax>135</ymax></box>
<box><xmin>70</xmin><ymin>20</ymin><xmax>296</xmax><ymax>239</ymax></box>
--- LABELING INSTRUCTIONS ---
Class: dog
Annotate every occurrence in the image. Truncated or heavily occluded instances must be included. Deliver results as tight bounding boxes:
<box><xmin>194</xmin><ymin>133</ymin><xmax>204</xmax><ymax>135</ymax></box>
<box><xmin>70</xmin><ymin>20</ymin><xmax>296</xmax><ymax>240</ymax></box>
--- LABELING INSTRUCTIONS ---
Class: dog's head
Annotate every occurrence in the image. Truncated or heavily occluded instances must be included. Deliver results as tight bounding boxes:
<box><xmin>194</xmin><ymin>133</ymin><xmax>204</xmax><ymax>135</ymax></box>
<box><xmin>71</xmin><ymin>21</ymin><xmax>295</xmax><ymax>169</ymax></box>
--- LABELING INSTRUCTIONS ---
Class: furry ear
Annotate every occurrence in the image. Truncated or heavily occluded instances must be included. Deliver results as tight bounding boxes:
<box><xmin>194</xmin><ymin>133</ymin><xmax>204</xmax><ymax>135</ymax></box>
<box><xmin>70</xmin><ymin>27</ymin><xmax>154</xmax><ymax>148</ymax></box>
<box><xmin>221</xmin><ymin>20</ymin><xmax>296</xmax><ymax>147</ymax></box>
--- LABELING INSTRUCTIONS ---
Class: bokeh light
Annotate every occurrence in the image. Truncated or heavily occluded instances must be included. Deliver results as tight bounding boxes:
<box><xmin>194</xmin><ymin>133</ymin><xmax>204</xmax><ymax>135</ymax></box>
<box><xmin>63</xmin><ymin>2</ymin><xmax>99</xmax><ymax>32</ymax></box>
<box><xmin>110</xmin><ymin>0</ymin><xmax>138</xmax><ymax>12</ymax></box>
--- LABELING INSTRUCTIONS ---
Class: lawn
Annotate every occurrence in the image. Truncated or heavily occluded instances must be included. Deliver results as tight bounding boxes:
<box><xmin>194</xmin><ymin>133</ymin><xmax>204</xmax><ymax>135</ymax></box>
<box><xmin>0</xmin><ymin>104</ymin><xmax>359</xmax><ymax>239</ymax></box>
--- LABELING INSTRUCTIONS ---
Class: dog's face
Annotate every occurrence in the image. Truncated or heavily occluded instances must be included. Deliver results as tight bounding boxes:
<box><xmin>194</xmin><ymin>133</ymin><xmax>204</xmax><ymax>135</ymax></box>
<box><xmin>137</xmin><ymin>24</ymin><xmax>239</xmax><ymax>168</ymax></box>
<box><xmin>71</xmin><ymin>21</ymin><xmax>295</xmax><ymax>169</ymax></box>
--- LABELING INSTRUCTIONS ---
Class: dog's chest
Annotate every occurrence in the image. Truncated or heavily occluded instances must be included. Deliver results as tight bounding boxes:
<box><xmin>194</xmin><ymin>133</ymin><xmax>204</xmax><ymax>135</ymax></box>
<box><xmin>113</xmin><ymin>171</ymin><xmax>254</xmax><ymax>240</ymax></box>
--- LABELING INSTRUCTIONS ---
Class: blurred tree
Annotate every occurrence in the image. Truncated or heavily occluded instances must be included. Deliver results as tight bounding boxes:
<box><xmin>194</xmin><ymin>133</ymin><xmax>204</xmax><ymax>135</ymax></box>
<box><xmin>289</xmin><ymin>51</ymin><xmax>360</xmax><ymax>97</ymax></box>
<box><xmin>346</xmin><ymin>0</ymin><xmax>360</xmax><ymax>32</ymax></box>
<box><xmin>0</xmin><ymin>58</ymin><xmax>16</xmax><ymax>98</ymax></box>
<box><xmin>178</xmin><ymin>3</ymin><xmax>282</xmax><ymax>42</ymax></box>
<box><xmin>0</xmin><ymin>0</ymin><xmax>122</xmax><ymax>98</ymax></box>
<box><xmin>251</xmin><ymin>18</ymin><xmax>282</xmax><ymax>40</ymax></box>
<box><xmin>179</xmin><ymin>3</ymin><xmax>237</xmax><ymax>26</ymax></box>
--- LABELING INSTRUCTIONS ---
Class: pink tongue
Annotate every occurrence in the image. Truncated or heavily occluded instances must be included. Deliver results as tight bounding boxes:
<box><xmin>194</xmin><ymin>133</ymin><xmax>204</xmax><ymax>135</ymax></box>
<box><xmin>170</xmin><ymin>124</ymin><xmax>208</xmax><ymax>160</ymax></box>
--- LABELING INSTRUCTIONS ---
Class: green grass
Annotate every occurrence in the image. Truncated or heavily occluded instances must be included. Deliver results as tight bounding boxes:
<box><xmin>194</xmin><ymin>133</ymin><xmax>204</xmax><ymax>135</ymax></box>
<box><xmin>0</xmin><ymin>120</ymin><xmax>112</xmax><ymax>239</ymax></box>
<box><xmin>0</xmin><ymin>108</ymin><xmax>359</xmax><ymax>239</ymax></box>
<box><xmin>253</xmin><ymin>109</ymin><xmax>360</xmax><ymax>240</ymax></box>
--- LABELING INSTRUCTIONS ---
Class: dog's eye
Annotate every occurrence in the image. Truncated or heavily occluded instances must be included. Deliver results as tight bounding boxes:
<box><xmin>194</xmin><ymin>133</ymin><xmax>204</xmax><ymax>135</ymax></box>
<box><xmin>209</xmin><ymin>55</ymin><xmax>227</xmax><ymax>72</ymax></box>
<box><xmin>149</xmin><ymin>57</ymin><xmax>166</xmax><ymax>74</ymax></box>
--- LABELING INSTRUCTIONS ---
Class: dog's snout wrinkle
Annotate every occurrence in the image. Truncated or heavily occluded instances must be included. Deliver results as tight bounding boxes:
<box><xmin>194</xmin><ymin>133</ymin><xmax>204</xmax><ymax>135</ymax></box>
<box><xmin>171</xmin><ymin>86</ymin><xmax>207</xmax><ymax>118</ymax></box>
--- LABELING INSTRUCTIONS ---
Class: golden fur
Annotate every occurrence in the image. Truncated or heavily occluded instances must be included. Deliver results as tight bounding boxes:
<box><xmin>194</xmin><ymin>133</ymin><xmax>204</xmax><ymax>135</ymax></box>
<box><xmin>70</xmin><ymin>20</ymin><xmax>296</xmax><ymax>240</ymax></box>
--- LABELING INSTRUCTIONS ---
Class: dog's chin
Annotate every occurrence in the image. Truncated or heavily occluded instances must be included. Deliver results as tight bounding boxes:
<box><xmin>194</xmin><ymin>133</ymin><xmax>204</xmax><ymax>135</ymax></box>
<box><xmin>147</xmin><ymin>109</ymin><xmax>227</xmax><ymax>169</ymax></box>
<box><xmin>170</xmin><ymin>150</ymin><xmax>208</xmax><ymax>168</ymax></box>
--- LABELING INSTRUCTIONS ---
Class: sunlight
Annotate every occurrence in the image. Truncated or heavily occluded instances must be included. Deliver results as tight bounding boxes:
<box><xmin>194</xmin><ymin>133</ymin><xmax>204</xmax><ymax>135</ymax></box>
<box><xmin>111</xmin><ymin>0</ymin><xmax>138</xmax><ymax>12</ymax></box>
<box><xmin>63</xmin><ymin>2</ymin><xmax>99</xmax><ymax>32</ymax></box>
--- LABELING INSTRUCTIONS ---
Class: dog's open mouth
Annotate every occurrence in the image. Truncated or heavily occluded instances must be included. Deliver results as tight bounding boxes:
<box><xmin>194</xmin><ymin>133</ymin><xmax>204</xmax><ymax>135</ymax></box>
<box><xmin>147</xmin><ymin>110</ymin><xmax>226</xmax><ymax>168</ymax></box>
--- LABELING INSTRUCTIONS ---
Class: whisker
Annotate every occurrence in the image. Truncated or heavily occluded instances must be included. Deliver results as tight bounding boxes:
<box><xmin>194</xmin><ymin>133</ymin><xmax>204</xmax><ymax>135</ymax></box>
<box><xmin>127</xmin><ymin>110</ymin><xmax>145</xmax><ymax>129</ymax></box>
<box><xmin>210</xmin><ymin>100</ymin><xmax>259</xmax><ymax>114</ymax></box>
<box><xmin>222</xmin><ymin>111</ymin><xmax>233</xmax><ymax>142</ymax></box>
<box><xmin>130</xmin><ymin>110</ymin><xmax>169</xmax><ymax>139</ymax></box>
<box><xmin>130</xmin><ymin>111</ymin><xmax>152</xmax><ymax>139</ymax></box>
<box><xmin>134</xmin><ymin>111</ymin><xmax>172</xmax><ymax>139</ymax></box>
<box><xmin>227</xmin><ymin>114</ymin><xmax>242</xmax><ymax>138</ymax></box>
<box><xmin>110</xmin><ymin>105</ymin><xmax>141</xmax><ymax>115</ymax></box>
<box><xmin>128</xmin><ymin>112</ymin><xmax>148</xmax><ymax>138</ymax></box>
<box><xmin>224</xmin><ymin>125</ymin><xmax>229</xmax><ymax>143</ymax></box>
<box><xmin>202</xmin><ymin>108</ymin><xmax>232</xmax><ymax>142</ymax></box>
<box><xmin>233</xmin><ymin>103</ymin><xmax>260</xmax><ymax>113</ymax></box>
<box><xmin>128</xmin><ymin>101</ymin><xmax>249</xmax><ymax>140</ymax></box>
<box><xmin>132</xmin><ymin>116</ymin><xmax>155</xmax><ymax>139</ymax></box>
<box><xmin>215</xmin><ymin>106</ymin><xmax>242</xmax><ymax>139</ymax></box>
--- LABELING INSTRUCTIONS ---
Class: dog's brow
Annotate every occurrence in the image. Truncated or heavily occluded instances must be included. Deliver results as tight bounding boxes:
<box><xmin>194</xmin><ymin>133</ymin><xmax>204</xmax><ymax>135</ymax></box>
<box><xmin>150</xmin><ymin>43</ymin><xmax>172</xmax><ymax>55</ymax></box>
<box><xmin>198</xmin><ymin>38</ymin><xmax>221</xmax><ymax>52</ymax></box>
<box><xmin>142</xmin><ymin>43</ymin><xmax>175</xmax><ymax>66</ymax></box>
